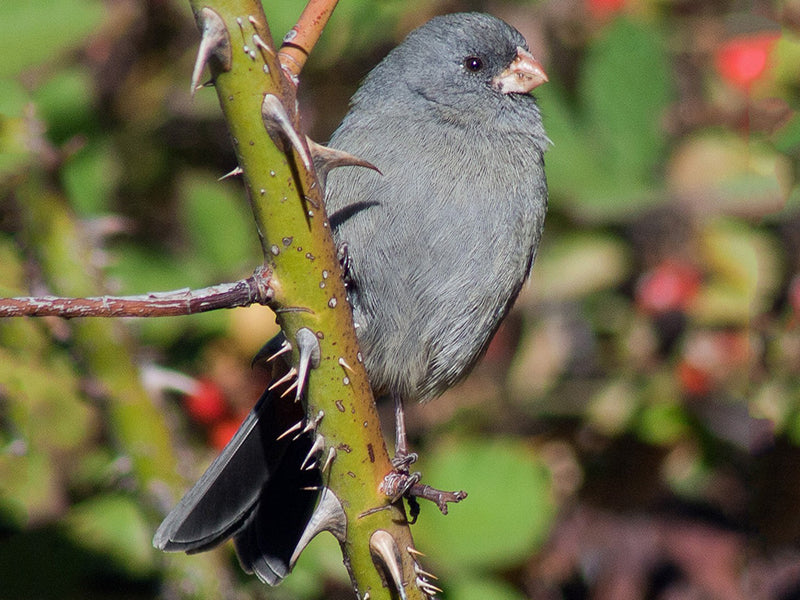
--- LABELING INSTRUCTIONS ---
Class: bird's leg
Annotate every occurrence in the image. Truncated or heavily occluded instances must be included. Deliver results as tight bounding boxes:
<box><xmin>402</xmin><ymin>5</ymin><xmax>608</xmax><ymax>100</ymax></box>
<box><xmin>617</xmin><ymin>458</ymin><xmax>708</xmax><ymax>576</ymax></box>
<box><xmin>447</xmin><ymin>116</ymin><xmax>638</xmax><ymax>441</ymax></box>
<box><xmin>391</xmin><ymin>392</ymin><xmax>418</xmax><ymax>470</ymax></box>
<box><xmin>380</xmin><ymin>393</ymin><xmax>467</xmax><ymax>521</ymax></box>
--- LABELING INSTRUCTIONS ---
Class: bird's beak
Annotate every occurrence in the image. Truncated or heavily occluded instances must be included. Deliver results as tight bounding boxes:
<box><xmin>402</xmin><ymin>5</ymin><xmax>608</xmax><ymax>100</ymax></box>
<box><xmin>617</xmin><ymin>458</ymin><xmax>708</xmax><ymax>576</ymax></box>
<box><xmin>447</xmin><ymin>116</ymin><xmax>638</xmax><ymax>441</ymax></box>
<box><xmin>492</xmin><ymin>46</ymin><xmax>548</xmax><ymax>95</ymax></box>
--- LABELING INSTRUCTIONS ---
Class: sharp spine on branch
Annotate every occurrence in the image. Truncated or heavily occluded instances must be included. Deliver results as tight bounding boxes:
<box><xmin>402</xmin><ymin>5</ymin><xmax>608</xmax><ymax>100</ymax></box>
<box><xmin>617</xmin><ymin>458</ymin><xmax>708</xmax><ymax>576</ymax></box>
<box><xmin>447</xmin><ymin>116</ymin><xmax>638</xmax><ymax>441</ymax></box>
<box><xmin>294</xmin><ymin>328</ymin><xmax>321</xmax><ymax>402</ymax></box>
<box><xmin>276</xmin><ymin>420</ymin><xmax>303</xmax><ymax>441</ymax></box>
<box><xmin>268</xmin><ymin>366</ymin><xmax>297</xmax><ymax>391</ymax></box>
<box><xmin>191</xmin><ymin>8</ymin><xmax>231</xmax><ymax>96</ymax></box>
<box><xmin>306</xmin><ymin>138</ymin><xmax>382</xmax><ymax>187</ymax></box>
<box><xmin>300</xmin><ymin>434</ymin><xmax>325</xmax><ymax>470</ymax></box>
<box><xmin>218</xmin><ymin>166</ymin><xmax>243</xmax><ymax>180</ymax></box>
<box><xmin>261</xmin><ymin>94</ymin><xmax>313</xmax><ymax>172</ymax></box>
<box><xmin>251</xmin><ymin>337</ymin><xmax>292</xmax><ymax>368</ymax></box>
<box><xmin>369</xmin><ymin>530</ymin><xmax>407</xmax><ymax>600</ymax></box>
<box><xmin>289</xmin><ymin>488</ymin><xmax>347</xmax><ymax>567</ymax></box>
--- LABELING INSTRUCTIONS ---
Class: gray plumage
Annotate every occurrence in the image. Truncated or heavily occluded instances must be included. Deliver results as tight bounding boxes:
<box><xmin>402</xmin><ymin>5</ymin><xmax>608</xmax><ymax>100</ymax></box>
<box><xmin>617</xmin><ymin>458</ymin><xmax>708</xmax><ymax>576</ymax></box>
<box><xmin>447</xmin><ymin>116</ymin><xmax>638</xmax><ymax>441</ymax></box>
<box><xmin>327</xmin><ymin>12</ymin><xmax>549</xmax><ymax>403</ymax></box>
<box><xmin>155</xmin><ymin>12</ymin><xmax>548</xmax><ymax>584</ymax></box>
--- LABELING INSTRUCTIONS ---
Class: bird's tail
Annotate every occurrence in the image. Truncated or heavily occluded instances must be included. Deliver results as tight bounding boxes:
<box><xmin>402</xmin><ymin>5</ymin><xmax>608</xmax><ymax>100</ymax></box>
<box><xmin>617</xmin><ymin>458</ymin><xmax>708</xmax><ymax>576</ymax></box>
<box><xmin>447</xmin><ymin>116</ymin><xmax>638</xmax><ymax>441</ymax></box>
<box><xmin>153</xmin><ymin>379</ymin><xmax>321</xmax><ymax>585</ymax></box>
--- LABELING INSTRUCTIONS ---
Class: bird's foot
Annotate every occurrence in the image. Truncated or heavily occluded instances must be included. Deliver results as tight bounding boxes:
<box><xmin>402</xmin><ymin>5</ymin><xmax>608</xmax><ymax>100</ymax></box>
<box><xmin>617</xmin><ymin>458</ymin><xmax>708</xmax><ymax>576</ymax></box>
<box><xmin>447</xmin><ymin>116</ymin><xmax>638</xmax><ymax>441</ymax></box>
<box><xmin>336</xmin><ymin>242</ymin><xmax>353</xmax><ymax>288</ymax></box>
<box><xmin>381</xmin><ymin>464</ymin><xmax>467</xmax><ymax>524</ymax></box>
<box><xmin>390</xmin><ymin>450</ymin><xmax>418</xmax><ymax>470</ymax></box>
<box><xmin>384</xmin><ymin>393</ymin><xmax>467</xmax><ymax>521</ymax></box>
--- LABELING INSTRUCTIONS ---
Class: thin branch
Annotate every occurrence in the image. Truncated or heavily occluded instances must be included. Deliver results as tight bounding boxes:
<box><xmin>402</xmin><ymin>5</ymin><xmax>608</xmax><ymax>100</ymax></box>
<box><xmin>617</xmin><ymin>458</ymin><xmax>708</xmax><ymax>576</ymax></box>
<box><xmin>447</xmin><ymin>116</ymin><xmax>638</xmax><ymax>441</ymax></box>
<box><xmin>278</xmin><ymin>0</ymin><xmax>340</xmax><ymax>78</ymax></box>
<box><xmin>0</xmin><ymin>266</ymin><xmax>272</xmax><ymax>318</ymax></box>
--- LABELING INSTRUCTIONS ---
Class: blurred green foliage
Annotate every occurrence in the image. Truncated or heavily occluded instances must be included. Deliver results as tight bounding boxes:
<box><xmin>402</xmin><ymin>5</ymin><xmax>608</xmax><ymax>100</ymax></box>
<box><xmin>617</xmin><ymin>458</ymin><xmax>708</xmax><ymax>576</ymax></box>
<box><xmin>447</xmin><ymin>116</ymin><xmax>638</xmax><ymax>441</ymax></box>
<box><xmin>1</xmin><ymin>0</ymin><xmax>799</xmax><ymax>599</ymax></box>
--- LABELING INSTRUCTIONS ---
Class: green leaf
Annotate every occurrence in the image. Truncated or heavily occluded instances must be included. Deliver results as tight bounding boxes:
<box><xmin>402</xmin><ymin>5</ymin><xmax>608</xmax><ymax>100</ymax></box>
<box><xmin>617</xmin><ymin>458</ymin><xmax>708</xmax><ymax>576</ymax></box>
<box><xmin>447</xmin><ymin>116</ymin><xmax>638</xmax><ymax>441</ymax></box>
<box><xmin>536</xmin><ymin>83</ymin><xmax>602</xmax><ymax>205</ymax></box>
<box><xmin>583</xmin><ymin>19</ymin><xmax>672</xmax><ymax>182</ymax></box>
<box><xmin>539</xmin><ymin>18</ymin><xmax>673</xmax><ymax>221</ymax></box>
<box><xmin>413</xmin><ymin>437</ymin><xmax>556</xmax><ymax>574</ymax></box>
<box><xmin>62</xmin><ymin>139</ymin><xmax>119</xmax><ymax>215</ymax></box>
<box><xmin>63</xmin><ymin>495</ymin><xmax>156</xmax><ymax>577</ymax></box>
<box><xmin>33</xmin><ymin>68</ymin><xmax>96</xmax><ymax>145</ymax></box>
<box><xmin>0</xmin><ymin>0</ymin><xmax>106</xmax><ymax>77</ymax></box>
<box><xmin>0</xmin><ymin>451</ymin><xmax>61</xmax><ymax>528</ymax></box>
<box><xmin>181</xmin><ymin>174</ymin><xmax>258</xmax><ymax>275</ymax></box>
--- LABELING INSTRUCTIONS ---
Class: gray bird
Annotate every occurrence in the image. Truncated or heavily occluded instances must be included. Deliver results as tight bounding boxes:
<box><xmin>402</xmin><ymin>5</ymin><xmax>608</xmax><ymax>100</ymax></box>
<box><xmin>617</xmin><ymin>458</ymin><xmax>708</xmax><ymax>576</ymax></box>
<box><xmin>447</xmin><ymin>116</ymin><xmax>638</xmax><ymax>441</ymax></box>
<box><xmin>154</xmin><ymin>12</ymin><xmax>549</xmax><ymax>585</ymax></box>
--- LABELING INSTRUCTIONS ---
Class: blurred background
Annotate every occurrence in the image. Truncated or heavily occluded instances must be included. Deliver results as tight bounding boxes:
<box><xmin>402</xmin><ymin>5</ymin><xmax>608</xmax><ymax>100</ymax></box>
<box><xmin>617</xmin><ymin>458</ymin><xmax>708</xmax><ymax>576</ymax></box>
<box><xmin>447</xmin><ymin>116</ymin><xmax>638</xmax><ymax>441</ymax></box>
<box><xmin>1</xmin><ymin>0</ymin><xmax>799</xmax><ymax>598</ymax></box>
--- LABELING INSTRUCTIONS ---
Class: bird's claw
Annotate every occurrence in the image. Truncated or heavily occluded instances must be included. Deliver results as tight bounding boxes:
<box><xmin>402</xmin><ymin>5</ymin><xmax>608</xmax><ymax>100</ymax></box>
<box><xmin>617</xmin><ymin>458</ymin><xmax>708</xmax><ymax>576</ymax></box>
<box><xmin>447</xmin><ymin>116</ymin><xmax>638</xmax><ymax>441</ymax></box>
<box><xmin>381</xmin><ymin>466</ymin><xmax>467</xmax><ymax>524</ymax></box>
<box><xmin>390</xmin><ymin>451</ymin><xmax>418</xmax><ymax>470</ymax></box>
<box><xmin>336</xmin><ymin>242</ymin><xmax>353</xmax><ymax>288</ymax></box>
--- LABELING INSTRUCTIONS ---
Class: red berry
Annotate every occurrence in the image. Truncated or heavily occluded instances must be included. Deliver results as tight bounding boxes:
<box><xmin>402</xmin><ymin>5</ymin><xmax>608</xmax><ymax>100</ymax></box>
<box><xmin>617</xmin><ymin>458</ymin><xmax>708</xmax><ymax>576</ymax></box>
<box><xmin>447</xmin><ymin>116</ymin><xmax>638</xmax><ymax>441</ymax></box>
<box><xmin>636</xmin><ymin>261</ymin><xmax>701</xmax><ymax>315</ymax></box>
<box><xmin>184</xmin><ymin>379</ymin><xmax>228</xmax><ymax>425</ymax></box>
<box><xmin>714</xmin><ymin>32</ymin><xmax>780</xmax><ymax>91</ymax></box>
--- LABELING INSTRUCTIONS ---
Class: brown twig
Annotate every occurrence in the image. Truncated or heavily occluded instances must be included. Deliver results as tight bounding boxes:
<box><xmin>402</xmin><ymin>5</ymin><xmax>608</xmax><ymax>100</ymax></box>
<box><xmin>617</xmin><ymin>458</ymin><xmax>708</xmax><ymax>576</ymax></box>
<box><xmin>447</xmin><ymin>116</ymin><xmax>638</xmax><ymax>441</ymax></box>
<box><xmin>0</xmin><ymin>266</ymin><xmax>272</xmax><ymax>318</ymax></box>
<box><xmin>278</xmin><ymin>0</ymin><xmax>340</xmax><ymax>78</ymax></box>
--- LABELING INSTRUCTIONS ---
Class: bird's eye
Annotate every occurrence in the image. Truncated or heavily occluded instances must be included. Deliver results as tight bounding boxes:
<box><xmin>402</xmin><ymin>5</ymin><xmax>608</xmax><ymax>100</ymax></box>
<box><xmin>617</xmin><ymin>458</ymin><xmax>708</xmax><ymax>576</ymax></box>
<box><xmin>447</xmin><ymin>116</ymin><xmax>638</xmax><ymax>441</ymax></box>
<box><xmin>463</xmin><ymin>56</ymin><xmax>483</xmax><ymax>72</ymax></box>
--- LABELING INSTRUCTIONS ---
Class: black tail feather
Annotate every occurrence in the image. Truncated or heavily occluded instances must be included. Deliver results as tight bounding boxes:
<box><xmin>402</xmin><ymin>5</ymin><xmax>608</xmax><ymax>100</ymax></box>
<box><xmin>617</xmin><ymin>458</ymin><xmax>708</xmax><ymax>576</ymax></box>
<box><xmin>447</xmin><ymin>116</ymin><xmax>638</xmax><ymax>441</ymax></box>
<box><xmin>233</xmin><ymin>434</ymin><xmax>322</xmax><ymax>584</ymax></box>
<box><xmin>154</xmin><ymin>384</ymin><xmax>321</xmax><ymax>585</ymax></box>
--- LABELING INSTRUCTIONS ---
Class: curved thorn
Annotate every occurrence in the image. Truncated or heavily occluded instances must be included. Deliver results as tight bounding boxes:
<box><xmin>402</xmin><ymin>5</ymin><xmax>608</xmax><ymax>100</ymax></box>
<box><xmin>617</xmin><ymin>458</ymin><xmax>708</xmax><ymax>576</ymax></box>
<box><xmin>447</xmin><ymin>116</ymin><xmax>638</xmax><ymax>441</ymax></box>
<box><xmin>191</xmin><ymin>8</ymin><xmax>232</xmax><ymax>97</ymax></box>
<box><xmin>338</xmin><ymin>356</ymin><xmax>355</xmax><ymax>373</ymax></box>
<box><xmin>251</xmin><ymin>337</ymin><xmax>292</xmax><ymax>368</ymax></box>
<box><xmin>406</xmin><ymin>546</ymin><xmax>425</xmax><ymax>557</ymax></box>
<box><xmin>268</xmin><ymin>366</ymin><xmax>297</xmax><ymax>391</ymax></box>
<box><xmin>413</xmin><ymin>564</ymin><xmax>438</xmax><ymax>580</ymax></box>
<box><xmin>289</xmin><ymin>487</ymin><xmax>347</xmax><ymax>567</ymax></box>
<box><xmin>321</xmin><ymin>446</ymin><xmax>336</xmax><ymax>474</ymax></box>
<box><xmin>295</xmin><ymin>327</ymin><xmax>321</xmax><ymax>402</ymax></box>
<box><xmin>218</xmin><ymin>166</ymin><xmax>243</xmax><ymax>180</ymax></box>
<box><xmin>300</xmin><ymin>434</ymin><xmax>325</xmax><ymax>470</ymax></box>
<box><xmin>307</xmin><ymin>138</ymin><xmax>382</xmax><ymax>180</ymax></box>
<box><xmin>265</xmin><ymin>344</ymin><xmax>291</xmax><ymax>364</ymax></box>
<box><xmin>369</xmin><ymin>530</ymin><xmax>407</xmax><ymax>600</ymax></box>
<box><xmin>276</xmin><ymin>419</ymin><xmax>303</xmax><ymax>441</ymax></box>
<box><xmin>261</xmin><ymin>94</ymin><xmax>312</xmax><ymax>172</ymax></box>
<box><xmin>418</xmin><ymin>580</ymin><xmax>443</xmax><ymax>595</ymax></box>
<box><xmin>280</xmin><ymin>379</ymin><xmax>298</xmax><ymax>399</ymax></box>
